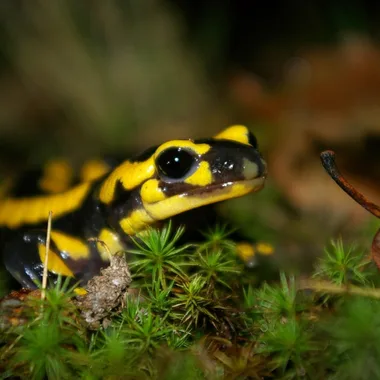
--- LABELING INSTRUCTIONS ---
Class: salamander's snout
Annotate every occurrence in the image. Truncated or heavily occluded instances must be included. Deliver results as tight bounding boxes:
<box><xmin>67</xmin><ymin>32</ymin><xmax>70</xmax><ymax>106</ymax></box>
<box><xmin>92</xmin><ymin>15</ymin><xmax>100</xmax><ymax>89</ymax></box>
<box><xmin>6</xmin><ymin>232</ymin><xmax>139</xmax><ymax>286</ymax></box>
<box><xmin>205</xmin><ymin>140</ymin><xmax>267</xmax><ymax>184</ymax></box>
<box><xmin>241</xmin><ymin>155</ymin><xmax>267</xmax><ymax>181</ymax></box>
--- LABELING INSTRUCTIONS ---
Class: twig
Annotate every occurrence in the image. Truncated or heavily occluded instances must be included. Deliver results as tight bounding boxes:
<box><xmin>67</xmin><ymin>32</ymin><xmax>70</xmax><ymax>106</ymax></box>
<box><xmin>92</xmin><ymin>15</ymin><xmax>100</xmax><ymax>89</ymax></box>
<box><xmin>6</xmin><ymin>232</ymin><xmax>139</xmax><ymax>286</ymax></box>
<box><xmin>320</xmin><ymin>150</ymin><xmax>380</xmax><ymax>218</ymax></box>
<box><xmin>41</xmin><ymin>211</ymin><xmax>53</xmax><ymax>301</ymax></box>
<box><xmin>0</xmin><ymin>334</ymin><xmax>22</xmax><ymax>361</ymax></box>
<box><xmin>298</xmin><ymin>278</ymin><xmax>380</xmax><ymax>299</ymax></box>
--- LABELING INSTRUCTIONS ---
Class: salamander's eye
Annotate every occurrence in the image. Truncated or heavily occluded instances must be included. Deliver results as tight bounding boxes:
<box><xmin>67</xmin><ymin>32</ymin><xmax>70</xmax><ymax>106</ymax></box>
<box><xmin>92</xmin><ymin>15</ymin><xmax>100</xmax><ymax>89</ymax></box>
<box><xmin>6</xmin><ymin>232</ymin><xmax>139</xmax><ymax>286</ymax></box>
<box><xmin>156</xmin><ymin>147</ymin><xmax>196</xmax><ymax>180</ymax></box>
<box><xmin>248</xmin><ymin>131</ymin><xmax>258</xmax><ymax>149</ymax></box>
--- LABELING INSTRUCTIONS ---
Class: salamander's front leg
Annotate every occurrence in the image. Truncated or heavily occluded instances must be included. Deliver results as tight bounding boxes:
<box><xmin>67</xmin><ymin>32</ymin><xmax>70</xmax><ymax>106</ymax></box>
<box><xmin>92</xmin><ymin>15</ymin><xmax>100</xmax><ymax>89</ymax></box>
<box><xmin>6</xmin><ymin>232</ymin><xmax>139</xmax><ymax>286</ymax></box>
<box><xmin>3</xmin><ymin>230</ymin><xmax>108</xmax><ymax>288</ymax></box>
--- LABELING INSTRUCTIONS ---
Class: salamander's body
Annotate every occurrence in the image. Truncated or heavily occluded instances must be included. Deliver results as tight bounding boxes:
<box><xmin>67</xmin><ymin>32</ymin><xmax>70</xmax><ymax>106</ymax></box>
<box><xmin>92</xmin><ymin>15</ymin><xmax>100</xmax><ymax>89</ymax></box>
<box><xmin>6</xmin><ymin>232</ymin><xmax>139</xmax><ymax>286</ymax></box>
<box><xmin>0</xmin><ymin>126</ymin><xmax>267</xmax><ymax>288</ymax></box>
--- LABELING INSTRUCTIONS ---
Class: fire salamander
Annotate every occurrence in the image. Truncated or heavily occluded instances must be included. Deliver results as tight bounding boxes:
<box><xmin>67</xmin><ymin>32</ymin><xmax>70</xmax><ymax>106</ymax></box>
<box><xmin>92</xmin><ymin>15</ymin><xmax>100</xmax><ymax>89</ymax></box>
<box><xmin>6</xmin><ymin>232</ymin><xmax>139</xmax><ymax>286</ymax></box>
<box><xmin>0</xmin><ymin>125</ymin><xmax>267</xmax><ymax>288</ymax></box>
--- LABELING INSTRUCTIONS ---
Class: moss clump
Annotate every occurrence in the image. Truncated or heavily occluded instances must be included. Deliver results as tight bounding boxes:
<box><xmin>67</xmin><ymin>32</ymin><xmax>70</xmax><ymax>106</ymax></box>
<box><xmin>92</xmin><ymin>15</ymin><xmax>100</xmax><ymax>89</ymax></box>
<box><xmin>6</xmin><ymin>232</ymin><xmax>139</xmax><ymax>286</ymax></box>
<box><xmin>1</xmin><ymin>224</ymin><xmax>380</xmax><ymax>379</ymax></box>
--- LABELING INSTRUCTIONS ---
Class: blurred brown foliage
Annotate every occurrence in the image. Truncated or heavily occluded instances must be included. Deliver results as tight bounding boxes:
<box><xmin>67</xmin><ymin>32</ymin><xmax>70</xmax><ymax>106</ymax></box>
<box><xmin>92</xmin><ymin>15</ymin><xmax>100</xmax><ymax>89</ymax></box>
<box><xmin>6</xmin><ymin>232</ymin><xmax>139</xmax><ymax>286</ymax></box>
<box><xmin>0</xmin><ymin>0</ymin><xmax>223</xmax><ymax>164</ymax></box>
<box><xmin>229</xmin><ymin>35</ymin><xmax>380</xmax><ymax>226</ymax></box>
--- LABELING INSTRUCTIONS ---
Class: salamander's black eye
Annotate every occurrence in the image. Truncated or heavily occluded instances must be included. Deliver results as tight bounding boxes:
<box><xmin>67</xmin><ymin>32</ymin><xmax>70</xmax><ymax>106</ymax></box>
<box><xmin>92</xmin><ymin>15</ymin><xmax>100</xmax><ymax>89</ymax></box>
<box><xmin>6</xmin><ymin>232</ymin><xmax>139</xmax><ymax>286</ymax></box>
<box><xmin>248</xmin><ymin>131</ymin><xmax>258</xmax><ymax>149</ymax></box>
<box><xmin>156</xmin><ymin>148</ymin><xmax>196</xmax><ymax>180</ymax></box>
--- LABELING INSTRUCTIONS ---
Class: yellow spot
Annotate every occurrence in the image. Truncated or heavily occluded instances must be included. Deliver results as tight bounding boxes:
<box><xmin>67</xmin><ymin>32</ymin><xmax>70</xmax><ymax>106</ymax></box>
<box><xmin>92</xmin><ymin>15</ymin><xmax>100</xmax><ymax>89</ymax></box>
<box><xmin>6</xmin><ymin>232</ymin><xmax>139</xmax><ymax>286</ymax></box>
<box><xmin>80</xmin><ymin>160</ymin><xmax>110</xmax><ymax>182</ymax></box>
<box><xmin>0</xmin><ymin>182</ymin><xmax>91</xmax><ymax>229</ymax></box>
<box><xmin>97</xmin><ymin>228</ymin><xmax>125</xmax><ymax>261</ymax></box>
<box><xmin>236</xmin><ymin>242</ymin><xmax>255</xmax><ymax>261</ymax></box>
<box><xmin>155</xmin><ymin>140</ymin><xmax>210</xmax><ymax>157</ymax></box>
<box><xmin>120</xmin><ymin>208</ymin><xmax>155</xmax><ymax>235</ymax></box>
<box><xmin>256</xmin><ymin>242</ymin><xmax>274</xmax><ymax>256</ymax></box>
<box><xmin>99</xmin><ymin>158</ymin><xmax>155</xmax><ymax>204</ymax></box>
<box><xmin>185</xmin><ymin>161</ymin><xmax>212</xmax><ymax>186</ymax></box>
<box><xmin>50</xmin><ymin>231</ymin><xmax>90</xmax><ymax>260</ymax></box>
<box><xmin>38</xmin><ymin>244</ymin><xmax>74</xmax><ymax>277</ymax></box>
<box><xmin>74</xmin><ymin>287</ymin><xmax>88</xmax><ymax>296</ymax></box>
<box><xmin>214</xmin><ymin>125</ymin><xmax>251</xmax><ymax>145</ymax></box>
<box><xmin>39</xmin><ymin>160</ymin><xmax>73</xmax><ymax>193</ymax></box>
<box><xmin>140</xmin><ymin>179</ymin><xmax>166</xmax><ymax>203</ymax></box>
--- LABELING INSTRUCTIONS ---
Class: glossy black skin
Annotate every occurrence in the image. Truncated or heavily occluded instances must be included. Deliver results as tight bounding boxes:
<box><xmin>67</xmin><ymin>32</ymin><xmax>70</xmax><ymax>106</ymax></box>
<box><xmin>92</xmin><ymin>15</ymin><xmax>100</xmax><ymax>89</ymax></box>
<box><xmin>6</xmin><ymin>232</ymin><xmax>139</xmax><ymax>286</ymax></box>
<box><xmin>1</xmin><ymin>178</ymin><xmax>107</xmax><ymax>288</ymax></box>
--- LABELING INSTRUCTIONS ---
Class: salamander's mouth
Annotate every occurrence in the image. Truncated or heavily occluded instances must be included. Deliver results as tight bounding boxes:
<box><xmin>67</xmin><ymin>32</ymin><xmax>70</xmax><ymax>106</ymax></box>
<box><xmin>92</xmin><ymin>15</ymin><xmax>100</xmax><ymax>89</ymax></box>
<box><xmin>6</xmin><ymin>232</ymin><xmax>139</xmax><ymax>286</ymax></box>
<box><xmin>185</xmin><ymin>176</ymin><xmax>266</xmax><ymax>197</ymax></box>
<box><xmin>143</xmin><ymin>176</ymin><xmax>266</xmax><ymax>221</ymax></box>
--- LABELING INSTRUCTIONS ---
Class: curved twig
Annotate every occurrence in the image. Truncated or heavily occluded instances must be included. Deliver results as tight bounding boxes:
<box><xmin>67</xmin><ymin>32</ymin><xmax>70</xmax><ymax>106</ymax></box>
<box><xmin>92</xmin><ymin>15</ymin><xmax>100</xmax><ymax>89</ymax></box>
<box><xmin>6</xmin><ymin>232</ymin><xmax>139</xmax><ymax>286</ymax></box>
<box><xmin>320</xmin><ymin>150</ymin><xmax>380</xmax><ymax>218</ymax></box>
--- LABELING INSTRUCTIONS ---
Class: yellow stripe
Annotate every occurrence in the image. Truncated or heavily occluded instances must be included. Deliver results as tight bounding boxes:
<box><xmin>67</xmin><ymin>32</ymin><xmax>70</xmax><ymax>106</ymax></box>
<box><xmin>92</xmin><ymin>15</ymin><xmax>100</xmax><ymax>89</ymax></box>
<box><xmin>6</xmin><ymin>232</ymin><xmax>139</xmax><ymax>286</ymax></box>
<box><xmin>99</xmin><ymin>159</ymin><xmax>155</xmax><ymax>204</ymax></box>
<box><xmin>214</xmin><ymin>125</ymin><xmax>251</xmax><ymax>145</ymax></box>
<box><xmin>80</xmin><ymin>160</ymin><xmax>110</xmax><ymax>182</ymax></box>
<box><xmin>97</xmin><ymin>228</ymin><xmax>125</xmax><ymax>260</ymax></box>
<box><xmin>154</xmin><ymin>140</ymin><xmax>210</xmax><ymax>156</ymax></box>
<box><xmin>119</xmin><ymin>209</ymin><xmax>155</xmax><ymax>235</ymax></box>
<box><xmin>38</xmin><ymin>243</ymin><xmax>74</xmax><ymax>277</ymax></box>
<box><xmin>39</xmin><ymin>160</ymin><xmax>73</xmax><ymax>193</ymax></box>
<box><xmin>50</xmin><ymin>231</ymin><xmax>90</xmax><ymax>260</ymax></box>
<box><xmin>0</xmin><ymin>182</ymin><xmax>91</xmax><ymax>228</ymax></box>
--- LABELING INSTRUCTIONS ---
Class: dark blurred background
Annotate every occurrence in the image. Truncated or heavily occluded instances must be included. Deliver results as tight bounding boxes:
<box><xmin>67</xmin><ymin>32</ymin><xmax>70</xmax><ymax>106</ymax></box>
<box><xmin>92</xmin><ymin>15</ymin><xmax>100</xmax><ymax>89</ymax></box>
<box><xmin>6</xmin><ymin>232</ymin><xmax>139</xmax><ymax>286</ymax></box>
<box><xmin>1</xmin><ymin>0</ymin><xmax>380</xmax><ymax>272</ymax></box>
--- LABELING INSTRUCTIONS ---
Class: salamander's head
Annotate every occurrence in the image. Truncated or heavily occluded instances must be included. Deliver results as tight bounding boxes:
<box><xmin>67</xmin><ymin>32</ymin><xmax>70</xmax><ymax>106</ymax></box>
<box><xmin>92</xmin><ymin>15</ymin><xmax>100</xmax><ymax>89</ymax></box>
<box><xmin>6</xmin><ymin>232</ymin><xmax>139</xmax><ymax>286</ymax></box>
<box><xmin>100</xmin><ymin>125</ymin><xmax>267</xmax><ymax>235</ymax></box>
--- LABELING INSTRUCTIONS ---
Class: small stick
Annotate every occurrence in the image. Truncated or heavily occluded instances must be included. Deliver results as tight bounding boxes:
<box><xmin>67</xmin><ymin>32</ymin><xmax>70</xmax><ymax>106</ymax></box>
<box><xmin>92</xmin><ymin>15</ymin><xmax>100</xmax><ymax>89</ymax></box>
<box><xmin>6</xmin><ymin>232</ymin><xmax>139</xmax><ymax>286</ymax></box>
<box><xmin>88</xmin><ymin>237</ymin><xmax>112</xmax><ymax>261</ymax></box>
<box><xmin>41</xmin><ymin>211</ymin><xmax>53</xmax><ymax>301</ymax></box>
<box><xmin>320</xmin><ymin>150</ymin><xmax>380</xmax><ymax>218</ymax></box>
<box><xmin>298</xmin><ymin>278</ymin><xmax>380</xmax><ymax>299</ymax></box>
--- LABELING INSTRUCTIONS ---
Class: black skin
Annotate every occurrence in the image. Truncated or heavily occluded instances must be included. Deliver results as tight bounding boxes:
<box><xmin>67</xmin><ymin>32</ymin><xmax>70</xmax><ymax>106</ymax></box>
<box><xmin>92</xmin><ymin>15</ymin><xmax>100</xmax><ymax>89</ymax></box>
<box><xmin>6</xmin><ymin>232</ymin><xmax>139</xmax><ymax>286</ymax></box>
<box><xmin>0</xmin><ymin>177</ymin><xmax>110</xmax><ymax>288</ymax></box>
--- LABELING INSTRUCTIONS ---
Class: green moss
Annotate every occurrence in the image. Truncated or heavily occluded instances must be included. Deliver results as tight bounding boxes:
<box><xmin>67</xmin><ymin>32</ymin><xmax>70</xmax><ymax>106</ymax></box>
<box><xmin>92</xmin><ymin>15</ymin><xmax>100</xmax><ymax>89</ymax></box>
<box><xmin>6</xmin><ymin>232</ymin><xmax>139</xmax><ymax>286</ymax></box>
<box><xmin>2</xmin><ymin>225</ymin><xmax>380</xmax><ymax>379</ymax></box>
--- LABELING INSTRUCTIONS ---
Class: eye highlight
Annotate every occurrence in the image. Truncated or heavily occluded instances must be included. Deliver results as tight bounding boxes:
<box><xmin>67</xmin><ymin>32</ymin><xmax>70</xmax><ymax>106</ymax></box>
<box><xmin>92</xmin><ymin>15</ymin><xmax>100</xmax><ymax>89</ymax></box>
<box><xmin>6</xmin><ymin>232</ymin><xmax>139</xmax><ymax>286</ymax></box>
<box><xmin>156</xmin><ymin>147</ymin><xmax>197</xmax><ymax>180</ymax></box>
